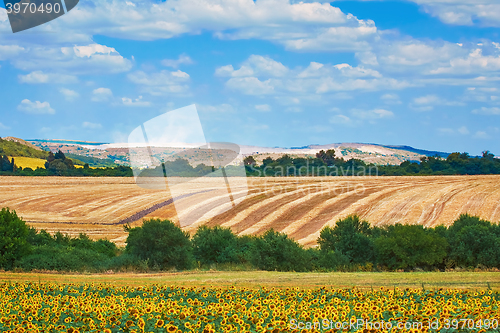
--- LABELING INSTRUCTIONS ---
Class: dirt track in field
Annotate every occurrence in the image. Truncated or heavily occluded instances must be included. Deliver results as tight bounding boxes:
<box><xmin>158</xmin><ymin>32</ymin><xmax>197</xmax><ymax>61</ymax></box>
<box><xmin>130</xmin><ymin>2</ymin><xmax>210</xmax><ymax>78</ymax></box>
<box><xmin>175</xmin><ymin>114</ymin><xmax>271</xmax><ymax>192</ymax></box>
<box><xmin>1</xmin><ymin>175</ymin><xmax>499</xmax><ymax>247</ymax></box>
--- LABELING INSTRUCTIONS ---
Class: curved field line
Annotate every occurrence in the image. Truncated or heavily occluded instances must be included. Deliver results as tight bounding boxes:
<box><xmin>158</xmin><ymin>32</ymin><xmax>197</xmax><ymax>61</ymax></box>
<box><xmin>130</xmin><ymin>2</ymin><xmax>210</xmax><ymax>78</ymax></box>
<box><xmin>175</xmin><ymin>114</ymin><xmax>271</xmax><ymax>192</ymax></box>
<box><xmin>294</xmin><ymin>183</ymin><xmax>421</xmax><ymax>245</ymax></box>
<box><xmin>237</xmin><ymin>184</ymin><xmax>362</xmax><ymax>236</ymax></box>
<box><xmin>217</xmin><ymin>184</ymin><xmax>317</xmax><ymax>229</ymax></box>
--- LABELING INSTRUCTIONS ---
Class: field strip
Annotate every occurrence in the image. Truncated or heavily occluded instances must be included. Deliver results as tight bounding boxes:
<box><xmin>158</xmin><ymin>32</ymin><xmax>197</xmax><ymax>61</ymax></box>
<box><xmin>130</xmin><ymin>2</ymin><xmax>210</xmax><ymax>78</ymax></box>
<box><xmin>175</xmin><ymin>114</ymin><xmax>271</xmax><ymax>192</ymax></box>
<box><xmin>218</xmin><ymin>185</ymin><xmax>314</xmax><ymax>229</ymax></box>
<box><xmin>240</xmin><ymin>184</ymin><xmax>369</xmax><ymax>236</ymax></box>
<box><xmin>283</xmin><ymin>184</ymin><xmax>404</xmax><ymax>237</ymax></box>
<box><xmin>295</xmin><ymin>184</ymin><xmax>423</xmax><ymax>244</ymax></box>
<box><xmin>0</xmin><ymin>271</ymin><xmax>499</xmax><ymax>290</ymax></box>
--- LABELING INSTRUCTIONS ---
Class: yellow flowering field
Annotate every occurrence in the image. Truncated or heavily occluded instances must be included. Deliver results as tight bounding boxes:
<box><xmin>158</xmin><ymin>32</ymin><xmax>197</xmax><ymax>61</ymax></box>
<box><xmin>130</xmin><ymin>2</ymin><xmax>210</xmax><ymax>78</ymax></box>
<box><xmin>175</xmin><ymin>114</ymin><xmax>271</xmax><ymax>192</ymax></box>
<box><xmin>0</xmin><ymin>282</ymin><xmax>499</xmax><ymax>333</ymax></box>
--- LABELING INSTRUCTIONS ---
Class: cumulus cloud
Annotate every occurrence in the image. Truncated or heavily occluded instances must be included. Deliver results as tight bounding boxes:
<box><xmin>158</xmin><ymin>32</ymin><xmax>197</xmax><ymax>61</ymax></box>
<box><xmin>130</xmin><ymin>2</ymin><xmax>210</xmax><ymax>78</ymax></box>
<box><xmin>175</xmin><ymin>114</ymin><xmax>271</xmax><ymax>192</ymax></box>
<box><xmin>82</xmin><ymin>121</ymin><xmax>102</xmax><ymax>129</ymax></box>
<box><xmin>410</xmin><ymin>94</ymin><xmax>465</xmax><ymax>111</ymax></box>
<box><xmin>472</xmin><ymin>107</ymin><xmax>500</xmax><ymax>115</ymax></box>
<box><xmin>18</xmin><ymin>71</ymin><xmax>78</xmax><ymax>84</ymax></box>
<box><xmin>9</xmin><ymin>43</ymin><xmax>132</xmax><ymax>75</ymax></box>
<box><xmin>60</xmin><ymin>88</ymin><xmax>80</xmax><ymax>101</ymax></box>
<box><xmin>17</xmin><ymin>99</ymin><xmax>55</xmax><ymax>115</ymax></box>
<box><xmin>121</xmin><ymin>96</ymin><xmax>151</xmax><ymax>107</ymax></box>
<box><xmin>474</xmin><ymin>130</ymin><xmax>490</xmax><ymax>139</ymax></box>
<box><xmin>438</xmin><ymin>126</ymin><xmax>470</xmax><ymax>135</ymax></box>
<box><xmin>218</xmin><ymin>55</ymin><xmax>409</xmax><ymax>97</ymax></box>
<box><xmin>91</xmin><ymin>88</ymin><xmax>113</xmax><ymax>102</ymax></box>
<box><xmin>409</xmin><ymin>0</ymin><xmax>500</xmax><ymax>27</ymax></box>
<box><xmin>255</xmin><ymin>104</ymin><xmax>271</xmax><ymax>112</ymax></box>
<box><xmin>127</xmin><ymin>70</ymin><xmax>190</xmax><ymax>95</ymax></box>
<box><xmin>330</xmin><ymin>108</ymin><xmax>393</xmax><ymax>126</ymax></box>
<box><xmin>197</xmin><ymin>103</ymin><xmax>235</xmax><ymax>113</ymax></box>
<box><xmin>161</xmin><ymin>54</ymin><xmax>194</xmax><ymax>68</ymax></box>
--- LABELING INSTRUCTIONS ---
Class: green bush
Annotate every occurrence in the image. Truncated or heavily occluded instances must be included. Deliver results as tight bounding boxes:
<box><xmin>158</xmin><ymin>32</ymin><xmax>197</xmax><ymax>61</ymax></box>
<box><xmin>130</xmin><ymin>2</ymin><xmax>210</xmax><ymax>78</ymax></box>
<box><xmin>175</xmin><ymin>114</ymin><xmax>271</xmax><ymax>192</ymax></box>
<box><xmin>446</xmin><ymin>214</ymin><xmax>500</xmax><ymax>268</ymax></box>
<box><xmin>0</xmin><ymin>208</ymin><xmax>31</xmax><ymax>270</ymax></box>
<box><xmin>192</xmin><ymin>226</ymin><xmax>240</xmax><ymax>266</ymax></box>
<box><xmin>374</xmin><ymin>224</ymin><xmax>448</xmax><ymax>270</ymax></box>
<box><xmin>125</xmin><ymin>219</ymin><xmax>193</xmax><ymax>270</ymax></box>
<box><xmin>19</xmin><ymin>245</ymin><xmax>111</xmax><ymax>272</ymax></box>
<box><xmin>249</xmin><ymin>229</ymin><xmax>311</xmax><ymax>272</ymax></box>
<box><xmin>318</xmin><ymin>215</ymin><xmax>375</xmax><ymax>265</ymax></box>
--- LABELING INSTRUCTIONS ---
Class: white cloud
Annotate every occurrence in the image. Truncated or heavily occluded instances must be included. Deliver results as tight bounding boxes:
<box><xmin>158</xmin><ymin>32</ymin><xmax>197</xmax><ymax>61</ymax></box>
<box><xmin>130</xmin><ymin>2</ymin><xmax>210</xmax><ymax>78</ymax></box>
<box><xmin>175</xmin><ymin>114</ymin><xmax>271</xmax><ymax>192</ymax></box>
<box><xmin>438</xmin><ymin>126</ymin><xmax>470</xmax><ymax>135</ymax></box>
<box><xmin>472</xmin><ymin>107</ymin><xmax>500</xmax><ymax>115</ymax></box>
<box><xmin>0</xmin><ymin>122</ymin><xmax>9</xmax><ymax>130</ymax></box>
<box><xmin>18</xmin><ymin>71</ymin><xmax>78</xmax><ymax>84</ymax></box>
<box><xmin>220</xmin><ymin>55</ymin><xmax>409</xmax><ymax>97</ymax></box>
<box><xmin>121</xmin><ymin>96</ymin><xmax>151</xmax><ymax>107</ymax></box>
<box><xmin>216</xmin><ymin>55</ymin><xmax>288</xmax><ymax>78</ymax></box>
<box><xmin>128</xmin><ymin>70</ymin><xmax>190</xmax><ymax>95</ymax></box>
<box><xmin>351</xmin><ymin>108</ymin><xmax>394</xmax><ymax>120</ymax></box>
<box><xmin>411</xmin><ymin>94</ymin><xmax>465</xmax><ymax>111</ymax></box>
<box><xmin>255</xmin><ymin>104</ymin><xmax>271</xmax><ymax>112</ymax></box>
<box><xmin>18</xmin><ymin>0</ymin><xmax>376</xmax><ymax>54</ymax></box>
<box><xmin>329</xmin><ymin>108</ymin><xmax>392</xmax><ymax>126</ymax></box>
<box><xmin>409</xmin><ymin>0</ymin><xmax>500</xmax><ymax>27</ymax></box>
<box><xmin>226</xmin><ymin>77</ymin><xmax>276</xmax><ymax>95</ymax></box>
<box><xmin>161</xmin><ymin>54</ymin><xmax>194</xmax><ymax>68</ymax></box>
<box><xmin>60</xmin><ymin>88</ymin><xmax>80</xmax><ymax>101</ymax></box>
<box><xmin>0</xmin><ymin>45</ymin><xmax>25</xmax><ymax>60</ymax></box>
<box><xmin>458</xmin><ymin>126</ymin><xmax>470</xmax><ymax>135</ymax></box>
<box><xmin>10</xmin><ymin>44</ymin><xmax>132</xmax><ymax>75</ymax></box>
<box><xmin>82</xmin><ymin>121</ymin><xmax>102</xmax><ymax>129</ymax></box>
<box><xmin>330</xmin><ymin>114</ymin><xmax>352</xmax><ymax>125</ymax></box>
<box><xmin>197</xmin><ymin>103</ymin><xmax>235</xmax><ymax>113</ymax></box>
<box><xmin>91</xmin><ymin>88</ymin><xmax>113</xmax><ymax>102</ymax></box>
<box><xmin>381</xmin><ymin>93</ymin><xmax>402</xmax><ymax>104</ymax></box>
<box><xmin>474</xmin><ymin>130</ymin><xmax>490</xmax><ymax>139</ymax></box>
<box><xmin>17</xmin><ymin>99</ymin><xmax>55</xmax><ymax>115</ymax></box>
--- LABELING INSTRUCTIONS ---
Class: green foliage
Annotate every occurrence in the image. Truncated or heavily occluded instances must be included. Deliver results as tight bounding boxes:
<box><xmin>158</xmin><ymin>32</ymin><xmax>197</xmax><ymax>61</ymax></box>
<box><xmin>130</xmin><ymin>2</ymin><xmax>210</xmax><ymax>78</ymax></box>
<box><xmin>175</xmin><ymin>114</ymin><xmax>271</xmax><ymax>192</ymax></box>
<box><xmin>0</xmin><ymin>208</ymin><xmax>31</xmax><ymax>270</ymax></box>
<box><xmin>192</xmin><ymin>226</ymin><xmax>240</xmax><ymax>266</ymax></box>
<box><xmin>446</xmin><ymin>214</ymin><xmax>500</xmax><ymax>268</ymax></box>
<box><xmin>249</xmin><ymin>229</ymin><xmax>311</xmax><ymax>272</ymax></box>
<box><xmin>374</xmin><ymin>224</ymin><xmax>448</xmax><ymax>270</ymax></box>
<box><xmin>0</xmin><ymin>138</ymin><xmax>48</xmax><ymax>159</ymax></box>
<box><xmin>65</xmin><ymin>153</ymin><xmax>117</xmax><ymax>168</ymax></box>
<box><xmin>125</xmin><ymin>219</ymin><xmax>193</xmax><ymax>270</ymax></box>
<box><xmin>318</xmin><ymin>215</ymin><xmax>374</xmax><ymax>264</ymax></box>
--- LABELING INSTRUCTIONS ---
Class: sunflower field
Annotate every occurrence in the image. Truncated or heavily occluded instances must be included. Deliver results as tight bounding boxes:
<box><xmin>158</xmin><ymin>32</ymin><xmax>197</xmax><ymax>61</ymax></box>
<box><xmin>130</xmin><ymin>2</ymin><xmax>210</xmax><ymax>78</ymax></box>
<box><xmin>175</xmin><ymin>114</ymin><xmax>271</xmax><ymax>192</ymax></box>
<box><xmin>0</xmin><ymin>282</ymin><xmax>499</xmax><ymax>333</ymax></box>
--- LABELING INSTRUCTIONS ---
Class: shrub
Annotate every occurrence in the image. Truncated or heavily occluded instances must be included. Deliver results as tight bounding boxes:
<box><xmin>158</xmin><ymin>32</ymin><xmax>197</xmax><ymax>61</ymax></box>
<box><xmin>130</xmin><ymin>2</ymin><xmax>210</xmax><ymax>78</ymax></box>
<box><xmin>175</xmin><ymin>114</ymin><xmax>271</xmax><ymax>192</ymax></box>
<box><xmin>446</xmin><ymin>214</ymin><xmax>500</xmax><ymax>268</ymax></box>
<box><xmin>318</xmin><ymin>215</ymin><xmax>374</xmax><ymax>265</ymax></box>
<box><xmin>250</xmin><ymin>229</ymin><xmax>311</xmax><ymax>271</ymax></box>
<box><xmin>192</xmin><ymin>226</ymin><xmax>240</xmax><ymax>266</ymax></box>
<box><xmin>374</xmin><ymin>224</ymin><xmax>448</xmax><ymax>270</ymax></box>
<box><xmin>125</xmin><ymin>219</ymin><xmax>193</xmax><ymax>270</ymax></box>
<box><xmin>0</xmin><ymin>208</ymin><xmax>31</xmax><ymax>270</ymax></box>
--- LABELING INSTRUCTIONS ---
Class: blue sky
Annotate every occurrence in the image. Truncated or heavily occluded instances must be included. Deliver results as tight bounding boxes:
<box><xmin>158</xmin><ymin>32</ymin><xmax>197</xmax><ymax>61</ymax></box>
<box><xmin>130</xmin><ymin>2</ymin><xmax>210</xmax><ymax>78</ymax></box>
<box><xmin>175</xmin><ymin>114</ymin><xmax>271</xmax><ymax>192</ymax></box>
<box><xmin>0</xmin><ymin>0</ymin><xmax>499</xmax><ymax>155</ymax></box>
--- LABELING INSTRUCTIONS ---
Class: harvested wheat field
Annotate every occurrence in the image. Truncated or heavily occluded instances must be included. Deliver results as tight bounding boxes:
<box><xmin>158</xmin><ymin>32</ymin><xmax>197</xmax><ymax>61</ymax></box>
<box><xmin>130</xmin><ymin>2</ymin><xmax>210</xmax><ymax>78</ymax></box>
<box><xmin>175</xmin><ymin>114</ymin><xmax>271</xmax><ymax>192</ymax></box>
<box><xmin>0</xmin><ymin>175</ymin><xmax>499</xmax><ymax>247</ymax></box>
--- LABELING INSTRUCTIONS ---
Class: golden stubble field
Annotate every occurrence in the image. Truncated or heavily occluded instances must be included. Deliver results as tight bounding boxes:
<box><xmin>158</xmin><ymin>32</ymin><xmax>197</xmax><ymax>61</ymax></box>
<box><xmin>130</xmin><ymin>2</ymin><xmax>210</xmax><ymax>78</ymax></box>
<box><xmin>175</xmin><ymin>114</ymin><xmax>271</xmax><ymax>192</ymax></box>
<box><xmin>0</xmin><ymin>175</ymin><xmax>499</xmax><ymax>247</ymax></box>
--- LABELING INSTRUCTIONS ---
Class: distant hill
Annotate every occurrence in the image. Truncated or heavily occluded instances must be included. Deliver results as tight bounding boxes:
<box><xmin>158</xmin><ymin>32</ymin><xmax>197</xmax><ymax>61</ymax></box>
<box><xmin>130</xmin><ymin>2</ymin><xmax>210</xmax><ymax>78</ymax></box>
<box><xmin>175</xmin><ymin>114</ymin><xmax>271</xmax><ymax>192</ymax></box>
<box><xmin>0</xmin><ymin>137</ymin><xmax>49</xmax><ymax>159</ymax></box>
<box><xmin>28</xmin><ymin>139</ymin><xmax>454</xmax><ymax>166</ymax></box>
<box><xmin>378</xmin><ymin>145</ymin><xmax>449</xmax><ymax>158</ymax></box>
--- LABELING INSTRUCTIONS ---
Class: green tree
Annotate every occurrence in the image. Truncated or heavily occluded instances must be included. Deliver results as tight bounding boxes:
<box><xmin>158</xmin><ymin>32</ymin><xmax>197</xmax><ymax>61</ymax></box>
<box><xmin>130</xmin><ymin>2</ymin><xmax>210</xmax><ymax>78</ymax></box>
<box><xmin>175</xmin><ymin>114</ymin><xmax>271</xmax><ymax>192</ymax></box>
<box><xmin>316</xmin><ymin>149</ymin><xmax>336</xmax><ymax>166</ymax></box>
<box><xmin>250</xmin><ymin>229</ymin><xmax>311</xmax><ymax>271</ymax></box>
<box><xmin>243</xmin><ymin>156</ymin><xmax>257</xmax><ymax>166</ymax></box>
<box><xmin>446</xmin><ymin>214</ymin><xmax>500</xmax><ymax>268</ymax></box>
<box><xmin>0</xmin><ymin>208</ymin><xmax>31</xmax><ymax>270</ymax></box>
<box><xmin>124</xmin><ymin>219</ymin><xmax>193</xmax><ymax>270</ymax></box>
<box><xmin>374</xmin><ymin>224</ymin><xmax>448</xmax><ymax>270</ymax></box>
<box><xmin>318</xmin><ymin>215</ymin><xmax>374</xmax><ymax>265</ymax></box>
<box><xmin>192</xmin><ymin>225</ymin><xmax>240</xmax><ymax>266</ymax></box>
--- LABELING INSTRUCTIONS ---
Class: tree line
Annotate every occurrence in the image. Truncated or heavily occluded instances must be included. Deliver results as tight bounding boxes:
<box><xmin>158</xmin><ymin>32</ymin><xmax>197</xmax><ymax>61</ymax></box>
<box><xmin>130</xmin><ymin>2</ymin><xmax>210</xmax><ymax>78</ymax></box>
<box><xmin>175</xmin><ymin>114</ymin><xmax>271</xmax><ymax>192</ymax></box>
<box><xmin>244</xmin><ymin>149</ymin><xmax>500</xmax><ymax>177</ymax></box>
<box><xmin>0</xmin><ymin>150</ymin><xmax>133</xmax><ymax>177</ymax></box>
<box><xmin>2</xmin><ymin>146</ymin><xmax>500</xmax><ymax>177</ymax></box>
<box><xmin>1</xmin><ymin>207</ymin><xmax>499</xmax><ymax>273</ymax></box>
